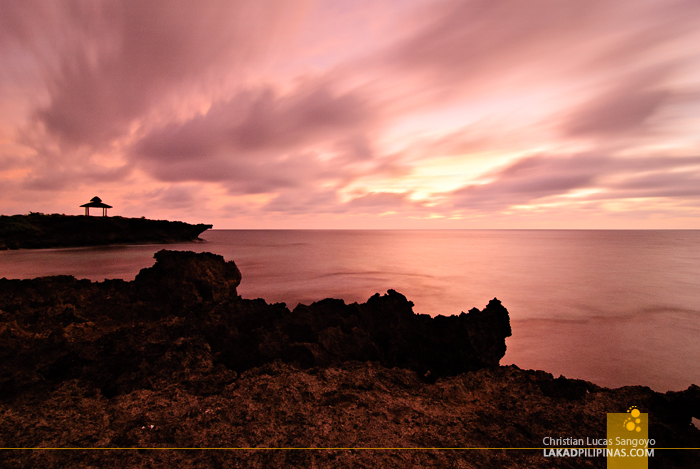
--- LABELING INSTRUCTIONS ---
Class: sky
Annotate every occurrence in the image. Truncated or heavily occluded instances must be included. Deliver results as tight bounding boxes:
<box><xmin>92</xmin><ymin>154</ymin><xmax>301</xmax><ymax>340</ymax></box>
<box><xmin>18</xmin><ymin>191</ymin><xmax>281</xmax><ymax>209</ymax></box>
<box><xmin>1</xmin><ymin>0</ymin><xmax>700</xmax><ymax>229</ymax></box>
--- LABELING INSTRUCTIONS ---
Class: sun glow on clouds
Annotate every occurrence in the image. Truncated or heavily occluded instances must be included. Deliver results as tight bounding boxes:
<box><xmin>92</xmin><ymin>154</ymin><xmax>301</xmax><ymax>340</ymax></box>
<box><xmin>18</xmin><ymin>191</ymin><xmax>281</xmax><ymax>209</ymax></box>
<box><xmin>1</xmin><ymin>0</ymin><xmax>700</xmax><ymax>227</ymax></box>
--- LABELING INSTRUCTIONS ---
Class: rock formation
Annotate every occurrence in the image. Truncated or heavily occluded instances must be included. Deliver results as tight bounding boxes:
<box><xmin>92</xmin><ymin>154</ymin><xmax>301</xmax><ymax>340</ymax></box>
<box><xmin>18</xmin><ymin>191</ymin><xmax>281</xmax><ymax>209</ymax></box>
<box><xmin>0</xmin><ymin>250</ymin><xmax>698</xmax><ymax>468</ymax></box>
<box><xmin>0</xmin><ymin>213</ymin><xmax>212</xmax><ymax>249</ymax></box>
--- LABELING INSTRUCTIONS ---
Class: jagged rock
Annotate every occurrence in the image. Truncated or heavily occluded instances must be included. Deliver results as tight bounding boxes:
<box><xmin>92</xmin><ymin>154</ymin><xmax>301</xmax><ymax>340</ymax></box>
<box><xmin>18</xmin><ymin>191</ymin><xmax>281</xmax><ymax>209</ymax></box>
<box><xmin>134</xmin><ymin>250</ymin><xmax>241</xmax><ymax>308</ymax></box>
<box><xmin>283</xmin><ymin>290</ymin><xmax>512</xmax><ymax>380</ymax></box>
<box><xmin>0</xmin><ymin>250</ymin><xmax>698</xmax><ymax>468</ymax></box>
<box><xmin>0</xmin><ymin>250</ymin><xmax>508</xmax><ymax>397</ymax></box>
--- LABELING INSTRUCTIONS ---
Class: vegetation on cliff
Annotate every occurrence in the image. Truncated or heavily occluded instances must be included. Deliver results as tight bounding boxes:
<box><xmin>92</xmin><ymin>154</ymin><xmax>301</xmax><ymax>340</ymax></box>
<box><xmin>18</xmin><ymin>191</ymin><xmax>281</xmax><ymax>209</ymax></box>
<box><xmin>0</xmin><ymin>213</ymin><xmax>212</xmax><ymax>249</ymax></box>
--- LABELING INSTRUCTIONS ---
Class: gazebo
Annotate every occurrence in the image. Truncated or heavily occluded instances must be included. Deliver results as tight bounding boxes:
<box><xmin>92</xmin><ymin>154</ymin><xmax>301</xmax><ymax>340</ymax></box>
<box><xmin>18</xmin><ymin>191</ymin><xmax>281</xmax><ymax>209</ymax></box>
<box><xmin>80</xmin><ymin>196</ymin><xmax>112</xmax><ymax>217</ymax></box>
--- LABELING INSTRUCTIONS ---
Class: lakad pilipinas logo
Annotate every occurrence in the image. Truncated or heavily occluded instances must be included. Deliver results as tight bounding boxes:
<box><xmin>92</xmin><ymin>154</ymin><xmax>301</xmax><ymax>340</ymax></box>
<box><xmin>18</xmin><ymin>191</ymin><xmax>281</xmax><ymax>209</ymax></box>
<box><xmin>607</xmin><ymin>406</ymin><xmax>653</xmax><ymax>468</ymax></box>
<box><xmin>542</xmin><ymin>406</ymin><xmax>654</xmax><ymax>466</ymax></box>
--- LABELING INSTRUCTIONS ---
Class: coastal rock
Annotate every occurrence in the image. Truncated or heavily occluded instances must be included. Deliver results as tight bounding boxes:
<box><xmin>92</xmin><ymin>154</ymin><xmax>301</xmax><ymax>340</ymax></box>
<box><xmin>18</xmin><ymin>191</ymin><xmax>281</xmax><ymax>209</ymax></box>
<box><xmin>134</xmin><ymin>250</ymin><xmax>241</xmax><ymax>308</ymax></box>
<box><xmin>0</xmin><ymin>250</ymin><xmax>698</xmax><ymax>468</ymax></box>
<box><xmin>1</xmin><ymin>361</ymin><xmax>699</xmax><ymax>468</ymax></box>
<box><xmin>0</xmin><ymin>213</ymin><xmax>212</xmax><ymax>249</ymax></box>
<box><xmin>216</xmin><ymin>289</ymin><xmax>512</xmax><ymax>380</ymax></box>
<box><xmin>0</xmin><ymin>250</ymin><xmax>509</xmax><ymax>397</ymax></box>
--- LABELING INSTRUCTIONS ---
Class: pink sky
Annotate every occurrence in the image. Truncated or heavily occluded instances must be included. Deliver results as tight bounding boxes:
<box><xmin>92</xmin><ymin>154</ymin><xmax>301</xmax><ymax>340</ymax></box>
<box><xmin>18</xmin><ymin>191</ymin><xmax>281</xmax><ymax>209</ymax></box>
<box><xmin>2</xmin><ymin>0</ymin><xmax>700</xmax><ymax>228</ymax></box>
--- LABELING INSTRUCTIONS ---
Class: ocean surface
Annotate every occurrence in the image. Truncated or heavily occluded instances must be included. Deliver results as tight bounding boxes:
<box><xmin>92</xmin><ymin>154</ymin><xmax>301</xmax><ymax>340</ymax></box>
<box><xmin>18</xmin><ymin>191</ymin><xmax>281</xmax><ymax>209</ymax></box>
<box><xmin>1</xmin><ymin>229</ymin><xmax>698</xmax><ymax>393</ymax></box>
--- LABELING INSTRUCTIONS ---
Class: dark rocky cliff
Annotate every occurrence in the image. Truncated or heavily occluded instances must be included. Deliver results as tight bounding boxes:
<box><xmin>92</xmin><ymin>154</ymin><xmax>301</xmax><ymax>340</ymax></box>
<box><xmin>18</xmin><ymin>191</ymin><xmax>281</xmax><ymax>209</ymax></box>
<box><xmin>0</xmin><ymin>213</ymin><xmax>212</xmax><ymax>249</ymax></box>
<box><xmin>0</xmin><ymin>250</ymin><xmax>698</xmax><ymax>468</ymax></box>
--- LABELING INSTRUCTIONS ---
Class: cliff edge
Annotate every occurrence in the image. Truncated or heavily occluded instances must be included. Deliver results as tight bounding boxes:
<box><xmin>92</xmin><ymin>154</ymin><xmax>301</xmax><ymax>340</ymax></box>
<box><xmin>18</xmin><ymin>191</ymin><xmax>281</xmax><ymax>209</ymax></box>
<box><xmin>0</xmin><ymin>213</ymin><xmax>212</xmax><ymax>249</ymax></box>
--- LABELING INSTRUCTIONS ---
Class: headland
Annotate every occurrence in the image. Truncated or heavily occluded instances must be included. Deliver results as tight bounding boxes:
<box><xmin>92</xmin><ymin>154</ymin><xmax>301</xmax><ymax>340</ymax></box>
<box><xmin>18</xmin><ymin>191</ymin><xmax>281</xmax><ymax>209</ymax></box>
<box><xmin>0</xmin><ymin>250</ymin><xmax>698</xmax><ymax>467</ymax></box>
<box><xmin>0</xmin><ymin>213</ymin><xmax>212</xmax><ymax>249</ymax></box>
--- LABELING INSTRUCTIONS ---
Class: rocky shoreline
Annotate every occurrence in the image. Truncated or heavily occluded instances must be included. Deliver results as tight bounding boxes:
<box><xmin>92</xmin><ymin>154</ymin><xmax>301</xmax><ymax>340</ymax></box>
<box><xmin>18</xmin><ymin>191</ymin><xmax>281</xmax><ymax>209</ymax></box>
<box><xmin>0</xmin><ymin>213</ymin><xmax>212</xmax><ymax>249</ymax></box>
<box><xmin>1</xmin><ymin>250</ymin><xmax>698</xmax><ymax>468</ymax></box>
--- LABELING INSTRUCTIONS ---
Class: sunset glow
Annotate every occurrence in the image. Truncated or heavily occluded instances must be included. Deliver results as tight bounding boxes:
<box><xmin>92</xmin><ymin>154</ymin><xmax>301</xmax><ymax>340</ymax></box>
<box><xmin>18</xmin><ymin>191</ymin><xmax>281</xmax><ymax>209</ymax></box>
<box><xmin>2</xmin><ymin>0</ymin><xmax>700</xmax><ymax>228</ymax></box>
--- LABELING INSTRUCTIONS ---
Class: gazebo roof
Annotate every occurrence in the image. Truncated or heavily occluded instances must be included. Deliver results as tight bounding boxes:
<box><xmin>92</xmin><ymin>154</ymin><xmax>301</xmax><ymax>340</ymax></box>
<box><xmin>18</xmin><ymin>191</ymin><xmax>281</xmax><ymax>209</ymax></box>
<box><xmin>80</xmin><ymin>196</ymin><xmax>112</xmax><ymax>209</ymax></box>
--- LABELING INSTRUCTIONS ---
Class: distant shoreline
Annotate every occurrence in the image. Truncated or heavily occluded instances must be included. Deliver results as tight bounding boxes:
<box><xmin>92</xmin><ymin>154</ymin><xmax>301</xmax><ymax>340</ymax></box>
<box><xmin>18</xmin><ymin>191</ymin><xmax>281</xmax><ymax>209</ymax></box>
<box><xmin>0</xmin><ymin>213</ymin><xmax>212</xmax><ymax>250</ymax></box>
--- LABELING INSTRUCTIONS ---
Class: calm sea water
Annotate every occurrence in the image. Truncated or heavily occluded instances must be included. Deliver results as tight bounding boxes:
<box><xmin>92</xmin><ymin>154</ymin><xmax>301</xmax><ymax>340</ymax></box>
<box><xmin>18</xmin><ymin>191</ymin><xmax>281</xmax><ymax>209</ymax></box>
<box><xmin>1</xmin><ymin>229</ymin><xmax>698</xmax><ymax>392</ymax></box>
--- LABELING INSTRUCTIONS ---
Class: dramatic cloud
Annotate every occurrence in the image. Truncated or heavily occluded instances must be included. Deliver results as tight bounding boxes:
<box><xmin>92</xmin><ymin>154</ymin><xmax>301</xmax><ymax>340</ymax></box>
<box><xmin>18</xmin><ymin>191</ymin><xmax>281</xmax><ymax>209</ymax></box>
<box><xmin>451</xmin><ymin>154</ymin><xmax>607</xmax><ymax>210</ymax></box>
<box><xmin>3</xmin><ymin>0</ymin><xmax>303</xmax><ymax>147</ymax></box>
<box><xmin>133</xmin><ymin>82</ymin><xmax>372</xmax><ymax>165</ymax></box>
<box><xmin>389</xmin><ymin>0</ymin><xmax>700</xmax><ymax>94</ymax></box>
<box><xmin>564</xmin><ymin>69</ymin><xmax>673</xmax><ymax>137</ymax></box>
<box><xmin>451</xmin><ymin>153</ymin><xmax>700</xmax><ymax>211</ymax></box>
<box><xmin>1</xmin><ymin>0</ymin><xmax>699</xmax><ymax>227</ymax></box>
<box><xmin>130</xmin><ymin>80</ymin><xmax>381</xmax><ymax>201</ymax></box>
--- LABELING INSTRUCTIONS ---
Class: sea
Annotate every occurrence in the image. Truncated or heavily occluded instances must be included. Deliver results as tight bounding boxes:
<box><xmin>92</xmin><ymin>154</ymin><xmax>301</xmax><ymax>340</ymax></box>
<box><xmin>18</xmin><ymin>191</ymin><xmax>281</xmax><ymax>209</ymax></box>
<box><xmin>1</xmin><ymin>229</ymin><xmax>698</xmax><ymax>393</ymax></box>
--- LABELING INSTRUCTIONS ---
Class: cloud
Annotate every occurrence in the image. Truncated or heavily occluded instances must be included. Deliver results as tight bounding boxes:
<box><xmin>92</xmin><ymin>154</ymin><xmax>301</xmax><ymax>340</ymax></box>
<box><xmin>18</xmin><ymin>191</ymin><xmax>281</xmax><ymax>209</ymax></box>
<box><xmin>368</xmin><ymin>0</ymin><xmax>700</xmax><ymax>157</ymax></box>
<box><xmin>450</xmin><ymin>153</ymin><xmax>700</xmax><ymax>210</ymax></box>
<box><xmin>389</xmin><ymin>0</ymin><xmax>700</xmax><ymax>89</ymax></box>
<box><xmin>135</xmin><ymin>82</ymin><xmax>371</xmax><ymax>160</ymax></box>
<box><xmin>0</xmin><ymin>154</ymin><xmax>25</xmax><ymax>171</ymax></box>
<box><xmin>259</xmin><ymin>189</ymin><xmax>432</xmax><ymax>216</ymax></box>
<box><xmin>131</xmin><ymin>80</ymin><xmax>376</xmax><ymax>194</ymax></box>
<box><xmin>262</xmin><ymin>189</ymin><xmax>340</xmax><ymax>214</ymax></box>
<box><xmin>612</xmin><ymin>172</ymin><xmax>700</xmax><ymax>198</ymax></box>
<box><xmin>393</xmin><ymin>0</ymin><xmax>591</xmax><ymax>79</ymax></box>
<box><xmin>138</xmin><ymin>185</ymin><xmax>205</xmax><ymax>210</ymax></box>
<box><xmin>2</xmin><ymin>1</ymin><xmax>700</xmax><ymax>227</ymax></box>
<box><xmin>603</xmin><ymin>158</ymin><xmax>700</xmax><ymax>199</ymax></box>
<box><xmin>3</xmin><ymin>1</ymin><xmax>304</xmax><ymax>148</ymax></box>
<box><xmin>346</xmin><ymin>191</ymin><xmax>414</xmax><ymax>210</ymax></box>
<box><xmin>564</xmin><ymin>69</ymin><xmax>672</xmax><ymax>137</ymax></box>
<box><xmin>22</xmin><ymin>162</ymin><xmax>131</xmax><ymax>192</ymax></box>
<box><xmin>451</xmin><ymin>154</ymin><xmax>606</xmax><ymax>209</ymax></box>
